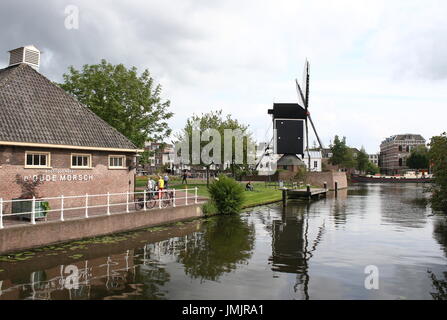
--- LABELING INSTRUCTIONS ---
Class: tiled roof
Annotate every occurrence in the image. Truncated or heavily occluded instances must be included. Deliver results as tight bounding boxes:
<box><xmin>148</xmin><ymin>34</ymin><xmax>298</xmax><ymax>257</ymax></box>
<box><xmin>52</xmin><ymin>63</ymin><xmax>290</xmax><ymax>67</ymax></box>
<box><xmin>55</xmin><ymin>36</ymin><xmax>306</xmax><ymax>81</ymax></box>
<box><xmin>0</xmin><ymin>64</ymin><xmax>138</xmax><ymax>150</ymax></box>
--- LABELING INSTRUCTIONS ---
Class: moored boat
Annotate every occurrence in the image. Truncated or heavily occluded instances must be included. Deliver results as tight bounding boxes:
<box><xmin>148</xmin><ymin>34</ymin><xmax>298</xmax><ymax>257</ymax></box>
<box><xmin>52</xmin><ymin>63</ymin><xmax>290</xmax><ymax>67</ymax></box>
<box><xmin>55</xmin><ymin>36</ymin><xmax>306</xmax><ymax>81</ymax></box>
<box><xmin>351</xmin><ymin>171</ymin><xmax>433</xmax><ymax>183</ymax></box>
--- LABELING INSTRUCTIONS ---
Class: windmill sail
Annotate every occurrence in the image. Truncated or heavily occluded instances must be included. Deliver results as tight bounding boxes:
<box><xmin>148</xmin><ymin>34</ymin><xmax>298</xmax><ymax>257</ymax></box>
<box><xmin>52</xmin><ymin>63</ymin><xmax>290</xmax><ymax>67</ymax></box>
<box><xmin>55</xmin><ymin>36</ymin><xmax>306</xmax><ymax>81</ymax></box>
<box><xmin>302</xmin><ymin>59</ymin><xmax>310</xmax><ymax>108</ymax></box>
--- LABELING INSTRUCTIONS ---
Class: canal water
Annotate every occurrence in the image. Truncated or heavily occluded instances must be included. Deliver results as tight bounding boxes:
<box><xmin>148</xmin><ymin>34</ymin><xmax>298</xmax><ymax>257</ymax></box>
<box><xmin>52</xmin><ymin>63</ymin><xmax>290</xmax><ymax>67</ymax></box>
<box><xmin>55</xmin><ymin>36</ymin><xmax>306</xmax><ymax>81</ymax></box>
<box><xmin>1</xmin><ymin>183</ymin><xmax>446</xmax><ymax>300</ymax></box>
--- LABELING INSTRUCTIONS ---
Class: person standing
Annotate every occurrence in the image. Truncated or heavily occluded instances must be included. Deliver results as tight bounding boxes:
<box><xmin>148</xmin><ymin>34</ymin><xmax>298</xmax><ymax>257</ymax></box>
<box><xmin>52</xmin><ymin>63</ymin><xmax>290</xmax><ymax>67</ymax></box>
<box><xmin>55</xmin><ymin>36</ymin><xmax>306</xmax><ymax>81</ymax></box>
<box><xmin>164</xmin><ymin>174</ymin><xmax>169</xmax><ymax>189</ymax></box>
<box><xmin>147</xmin><ymin>176</ymin><xmax>156</xmax><ymax>199</ymax></box>
<box><xmin>182</xmin><ymin>171</ymin><xmax>188</xmax><ymax>185</ymax></box>
<box><xmin>158</xmin><ymin>175</ymin><xmax>165</xmax><ymax>199</ymax></box>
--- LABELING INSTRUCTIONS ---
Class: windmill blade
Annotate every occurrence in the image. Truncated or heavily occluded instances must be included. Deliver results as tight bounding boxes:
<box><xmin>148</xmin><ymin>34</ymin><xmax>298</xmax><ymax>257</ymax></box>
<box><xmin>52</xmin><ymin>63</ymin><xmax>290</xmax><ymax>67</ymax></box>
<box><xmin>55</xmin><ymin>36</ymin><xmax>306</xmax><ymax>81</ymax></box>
<box><xmin>295</xmin><ymin>79</ymin><xmax>310</xmax><ymax>166</ymax></box>
<box><xmin>308</xmin><ymin>113</ymin><xmax>324</xmax><ymax>149</ymax></box>
<box><xmin>255</xmin><ymin>137</ymin><xmax>274</xmax><ymax>170</ymax></box>
<box><xmin>295</xmin><ymin>79</ymin><xmax>306</xmax><ymax>107</ymax></box>
<box><xmin>302</xmin><ymin>59</ymin><xmax>310</xmax><ymax>110</ymax></box>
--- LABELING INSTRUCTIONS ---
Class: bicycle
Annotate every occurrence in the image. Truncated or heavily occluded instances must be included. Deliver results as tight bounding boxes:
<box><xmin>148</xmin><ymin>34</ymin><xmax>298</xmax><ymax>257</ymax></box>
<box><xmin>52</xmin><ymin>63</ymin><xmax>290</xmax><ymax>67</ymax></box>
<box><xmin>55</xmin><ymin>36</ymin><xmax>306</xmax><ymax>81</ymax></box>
<box><xmin>135</xmin><ymin>189</ymin><xmax>174</xmax><ymax>210</ymax></box>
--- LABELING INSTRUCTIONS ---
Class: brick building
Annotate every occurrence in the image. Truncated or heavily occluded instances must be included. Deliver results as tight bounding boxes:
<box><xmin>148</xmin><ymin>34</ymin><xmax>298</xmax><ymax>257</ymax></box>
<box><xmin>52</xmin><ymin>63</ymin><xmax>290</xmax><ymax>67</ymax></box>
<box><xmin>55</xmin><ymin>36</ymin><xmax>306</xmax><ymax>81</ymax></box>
<box><xmin>0</xmin><ymin>45</ymin><xmax>142</xmax><ymax>204</ymax></box>
<box><xmin>379</xmin><ymin>134</ymin><xmax>426</xmax><ymax>175</ymax></box>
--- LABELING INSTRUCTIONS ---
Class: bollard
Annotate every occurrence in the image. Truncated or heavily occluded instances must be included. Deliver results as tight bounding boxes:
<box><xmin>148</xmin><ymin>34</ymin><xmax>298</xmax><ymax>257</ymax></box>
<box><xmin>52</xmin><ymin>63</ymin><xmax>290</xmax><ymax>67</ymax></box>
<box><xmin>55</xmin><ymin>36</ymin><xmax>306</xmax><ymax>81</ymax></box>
<box><xmin>0</xmin><ymin>198</ymin><xmax>3</xmax><ymax>229</ymax></box>
<box><xmin>307</xmin><ymin>184</ymin><xmax>311</xmax><ymax>200</ymax></box>
<box><xmin>335</xmin><ymin>181</ymin><xmax>338</xmax><ymax>197</ymax></box>
<box><xmin>60</xmin><ymin>195</ymin><xmax>64</xmax><ymax>221</ymax></box>
<box><xmin>324</xmin><ymin>182</ymin><xmax>327</xmax><ymax>190</ymax></box>
<box><xmin>31</xmin><ymin>196</ymin><xmax>36</xmax><ymax>225</ymax></box>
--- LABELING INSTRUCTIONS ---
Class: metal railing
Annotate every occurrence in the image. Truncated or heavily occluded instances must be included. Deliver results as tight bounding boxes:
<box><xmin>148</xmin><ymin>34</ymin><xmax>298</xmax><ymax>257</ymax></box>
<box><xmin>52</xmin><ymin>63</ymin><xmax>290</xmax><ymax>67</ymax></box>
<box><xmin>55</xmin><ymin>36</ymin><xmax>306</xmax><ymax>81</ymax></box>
<box><xmin>0</xmin><ymin>187</ymin><xmax>200</xmax><ymax>229</ymax></box>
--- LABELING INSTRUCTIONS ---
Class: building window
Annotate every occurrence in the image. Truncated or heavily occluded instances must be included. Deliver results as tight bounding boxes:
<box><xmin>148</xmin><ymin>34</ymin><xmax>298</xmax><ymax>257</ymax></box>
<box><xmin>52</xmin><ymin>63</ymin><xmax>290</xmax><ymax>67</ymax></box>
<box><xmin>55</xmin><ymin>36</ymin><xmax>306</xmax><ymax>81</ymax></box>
<box><xmin>109</xmin><ymin>155</ymin><xmax>126</xmax><ymax>169</ymax></box>
<box><xmin>314</xmin><ymin>161</ymin><xmax>318</xmax><ymax>168</ymax></box>
<box><xmin>25</xmin><ymin>152</ymin><xmax>50</xmax><ymax>168</ymax></box>
<box><xmin>71</xmin><ymin>153</ymin><xmax>92</xmax><ymax>169</ymax></box>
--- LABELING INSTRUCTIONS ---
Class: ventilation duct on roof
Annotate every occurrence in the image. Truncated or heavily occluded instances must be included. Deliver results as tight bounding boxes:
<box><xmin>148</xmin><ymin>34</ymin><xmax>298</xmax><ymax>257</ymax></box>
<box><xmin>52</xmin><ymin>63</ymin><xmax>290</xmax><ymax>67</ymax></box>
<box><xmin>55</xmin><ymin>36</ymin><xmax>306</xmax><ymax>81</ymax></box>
<box><xmin>8</xmin><ymin>45</ymin><xmax>40</xmax><ymax>71</ymax></box>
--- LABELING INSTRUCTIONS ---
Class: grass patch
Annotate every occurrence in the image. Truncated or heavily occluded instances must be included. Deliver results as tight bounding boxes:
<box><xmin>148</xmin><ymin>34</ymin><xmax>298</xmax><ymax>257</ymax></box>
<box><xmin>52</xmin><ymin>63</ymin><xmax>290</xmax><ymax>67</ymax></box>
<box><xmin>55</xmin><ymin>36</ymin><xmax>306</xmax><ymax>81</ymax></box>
<box><xmin>190</xmin><ymin>181</ymin><xmax>285</xmax><ymax>210</ymax></box>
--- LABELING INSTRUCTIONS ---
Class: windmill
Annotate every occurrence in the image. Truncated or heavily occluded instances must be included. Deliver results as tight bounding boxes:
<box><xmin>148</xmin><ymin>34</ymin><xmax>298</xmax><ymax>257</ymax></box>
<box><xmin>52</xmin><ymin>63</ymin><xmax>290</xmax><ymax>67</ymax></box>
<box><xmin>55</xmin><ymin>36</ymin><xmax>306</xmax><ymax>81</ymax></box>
<box><xmin>258</xmin><ymin>60</ymin><xmax>324</xmax><ymax>173</ymax></box>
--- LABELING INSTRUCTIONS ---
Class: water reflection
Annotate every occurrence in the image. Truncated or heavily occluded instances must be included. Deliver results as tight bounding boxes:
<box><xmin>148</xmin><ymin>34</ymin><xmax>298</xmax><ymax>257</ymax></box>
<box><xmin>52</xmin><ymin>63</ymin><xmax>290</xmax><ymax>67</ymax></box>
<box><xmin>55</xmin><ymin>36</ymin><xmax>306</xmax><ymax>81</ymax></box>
<box><xmin>270</xmin><ymin>202</ymin><xmax>325</xmax><ymax>299</ymax></box>
<box><xmin>380</xmin><ymin>184</ymin><xmax>429</xmax><ymax>229</ymax></box>
<box><xmin>1</xmin><ymin>184</ymin><xmax>447</xmax><ymax>300</ymax></box>
<box><xmin>178</xmin><ymin>216</ymin><xmax>255</xmax><ymax>282</ymax></box>
<box><xmin>429</xmin><ymin>217</ymin><xmax>447</xmax><ymax>300</ymax></box>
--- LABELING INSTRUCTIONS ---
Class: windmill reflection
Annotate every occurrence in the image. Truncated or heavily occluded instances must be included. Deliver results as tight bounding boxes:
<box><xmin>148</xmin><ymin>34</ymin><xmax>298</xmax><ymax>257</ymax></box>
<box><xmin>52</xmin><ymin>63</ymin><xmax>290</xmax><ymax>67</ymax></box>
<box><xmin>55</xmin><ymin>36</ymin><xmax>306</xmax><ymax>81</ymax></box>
<box><xmin>270</xmin><ymin>201</ymin><xmax>325</xmax><ymax>300</ymax></box>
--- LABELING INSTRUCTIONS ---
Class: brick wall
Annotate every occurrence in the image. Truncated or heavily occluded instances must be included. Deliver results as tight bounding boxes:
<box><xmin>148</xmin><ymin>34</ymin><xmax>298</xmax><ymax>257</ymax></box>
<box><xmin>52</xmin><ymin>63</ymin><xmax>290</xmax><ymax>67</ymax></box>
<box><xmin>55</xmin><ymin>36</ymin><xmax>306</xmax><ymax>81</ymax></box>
<box><xmin>0</xmin><ymin>146</ymin><xmax>135</xmax><ymax>212</ymax></box>
<box><xmin>305</xmin><ymin>171</ymin><xmax>348</xmax><ymax>190</ymax></box>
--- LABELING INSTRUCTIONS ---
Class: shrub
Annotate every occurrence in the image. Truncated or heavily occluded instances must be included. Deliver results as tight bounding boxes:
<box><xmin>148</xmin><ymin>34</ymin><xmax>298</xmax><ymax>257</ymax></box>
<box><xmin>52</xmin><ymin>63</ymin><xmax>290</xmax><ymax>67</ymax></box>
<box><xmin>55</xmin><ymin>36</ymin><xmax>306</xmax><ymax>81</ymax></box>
<box><xmin>207</xmin><ymin>175</ymin><xmax>245</xmax><ymax>215</ymax></box>
<box><xmin>202</xmin><ymin>201</ymin><xmax>218</xmax><ymax>216</ymax></box>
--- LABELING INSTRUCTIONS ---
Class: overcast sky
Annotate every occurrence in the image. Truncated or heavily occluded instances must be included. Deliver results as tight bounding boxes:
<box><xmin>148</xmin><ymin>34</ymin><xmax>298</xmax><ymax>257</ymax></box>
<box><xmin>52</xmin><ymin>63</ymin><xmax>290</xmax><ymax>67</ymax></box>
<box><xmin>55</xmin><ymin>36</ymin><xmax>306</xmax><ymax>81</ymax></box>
<box><xmin>1</xmin><ymin>0</ymin><xmax>446</xmax><ymax>153</ymax></box>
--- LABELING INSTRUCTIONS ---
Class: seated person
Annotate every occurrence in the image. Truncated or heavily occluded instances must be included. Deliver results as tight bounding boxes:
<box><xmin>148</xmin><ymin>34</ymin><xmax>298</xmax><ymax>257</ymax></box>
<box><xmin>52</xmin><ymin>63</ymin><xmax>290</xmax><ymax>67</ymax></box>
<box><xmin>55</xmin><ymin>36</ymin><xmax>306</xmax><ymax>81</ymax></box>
<box><xmin>246</xmin><ymin>181</ymin><xmax>254</xmax><ymax>191</ymax></box>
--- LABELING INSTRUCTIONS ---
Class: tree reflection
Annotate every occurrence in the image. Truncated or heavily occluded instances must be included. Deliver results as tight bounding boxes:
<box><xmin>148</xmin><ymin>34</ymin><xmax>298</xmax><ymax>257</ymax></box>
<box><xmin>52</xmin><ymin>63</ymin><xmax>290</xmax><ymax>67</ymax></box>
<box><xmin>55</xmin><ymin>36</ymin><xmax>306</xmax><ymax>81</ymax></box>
<box><xmin>177</xmin><ymin>216</ymin><xmax>255</xmax><ymax>282</ymax></box>
<box><xmin>429</xmin><ymin>218</ymin><xmax>447</xmax><ymax>300</ymax></box>
<box><xmin>428</xmin><ymin>271</ymin><xmax>447</xmax><ymax>300</ymax></box>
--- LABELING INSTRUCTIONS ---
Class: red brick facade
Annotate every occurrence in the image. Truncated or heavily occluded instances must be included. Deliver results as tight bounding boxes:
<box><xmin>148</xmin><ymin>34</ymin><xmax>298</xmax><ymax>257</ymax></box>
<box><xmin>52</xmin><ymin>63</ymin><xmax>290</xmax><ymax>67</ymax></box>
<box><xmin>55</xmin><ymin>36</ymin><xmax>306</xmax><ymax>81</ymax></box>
<box><xmin>0</xmin><ymin>146</ymin><xmax>135</xmax><ymax>204</ymax></box>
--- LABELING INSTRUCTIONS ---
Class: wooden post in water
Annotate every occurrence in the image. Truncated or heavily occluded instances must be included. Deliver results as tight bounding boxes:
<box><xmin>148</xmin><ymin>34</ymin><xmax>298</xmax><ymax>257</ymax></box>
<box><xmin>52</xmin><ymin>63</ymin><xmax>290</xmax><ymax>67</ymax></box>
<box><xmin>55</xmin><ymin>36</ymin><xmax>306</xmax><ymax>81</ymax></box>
<box><xmin>324</xmin><ymin>182</ymin><xmax>327</xmax><ymax>190</ymax></box>
<box><xmin>307</xmin><ymin>184</ymin><xmax>311</xmax><ymax>200</ymax></box>
<box><xmin>335</xmin><ymin>181</ymin><xmax>338</xmax><ymax>197</ymax></box>
<box><xmin>282</xmin><ymin>189</ymin><xmax>287</xmax><ymax>207</ymax></box>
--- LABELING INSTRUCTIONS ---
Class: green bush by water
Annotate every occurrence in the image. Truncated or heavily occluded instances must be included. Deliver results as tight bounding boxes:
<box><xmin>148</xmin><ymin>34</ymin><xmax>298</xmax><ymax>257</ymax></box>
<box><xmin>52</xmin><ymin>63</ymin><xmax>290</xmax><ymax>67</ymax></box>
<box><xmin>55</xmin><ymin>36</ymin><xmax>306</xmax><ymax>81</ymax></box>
<box><xmin>202</xmin><ymin>201</ymin><xmax>218</xmax><ymax>216</ymax></box>
<box><xmin>208</xmin><ymin>175</ymin><xmax>245</xmax><ymax>215</ymax></box>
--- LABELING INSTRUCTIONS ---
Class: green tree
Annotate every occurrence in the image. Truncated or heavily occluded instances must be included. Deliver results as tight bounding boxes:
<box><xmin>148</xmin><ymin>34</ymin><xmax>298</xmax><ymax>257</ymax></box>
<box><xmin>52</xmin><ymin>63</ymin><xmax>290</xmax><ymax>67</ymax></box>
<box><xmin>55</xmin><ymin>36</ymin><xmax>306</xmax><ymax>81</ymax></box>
<box><xmin>329</xmin><ymin>135</ymin><xmax>357</xmax><ymax>169</ymax></box>
<box><xmin>365</xmin><ymin>161</ymin><xmax>380</xmax><ymax>175</ymax></box>
<box><xmin>428</xmin><ymin>133</ymin><xmax>447</xmax><ymax>213</ymax></box>
<box><xmin>60</xmin><ymin>59</ymin><xmax>173</xmax><ymax>148</ymax></box>
<box><xmin>176</xmin><ymin>110</ymin><xmax>254</xmax><ymax>185</ymax></box>
<box><xmin>356</xmin><ymin>147</ymin><xmax>369</xmax><ymax>173</ymax></box>
<box><xmin>407</xmin><ymin>145</ymin><xmax>430</xmax><ymax>170</ymax></box>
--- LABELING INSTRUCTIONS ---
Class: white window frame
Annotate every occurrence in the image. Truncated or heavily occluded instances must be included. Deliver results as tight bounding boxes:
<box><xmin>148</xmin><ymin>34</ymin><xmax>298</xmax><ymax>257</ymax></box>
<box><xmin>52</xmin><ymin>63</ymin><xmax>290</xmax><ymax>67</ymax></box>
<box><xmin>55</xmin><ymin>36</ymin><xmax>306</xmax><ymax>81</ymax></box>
<box><xmin>71</xmin><ymin>153</ymin><xmax>92</xmax><ymax>169</ymax></box>
<box><xmin>25</xmin><ymin>151</ymin><xmax>51</xmax><ymax>169</ymax></box>
<box><xmin>108</xmin><ymin>155</ymin><xmax>127</xmax><ymax>169</ymax></box>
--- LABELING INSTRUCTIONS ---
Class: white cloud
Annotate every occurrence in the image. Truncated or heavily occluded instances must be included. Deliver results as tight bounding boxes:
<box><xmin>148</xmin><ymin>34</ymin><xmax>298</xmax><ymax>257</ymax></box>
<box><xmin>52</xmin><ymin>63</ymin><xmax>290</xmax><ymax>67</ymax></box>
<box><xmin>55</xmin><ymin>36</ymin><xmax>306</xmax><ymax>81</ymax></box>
<box><xmin>1</xmin><ymin>0</ymin><xmax>446</xmax><ymax>153</ymax></box>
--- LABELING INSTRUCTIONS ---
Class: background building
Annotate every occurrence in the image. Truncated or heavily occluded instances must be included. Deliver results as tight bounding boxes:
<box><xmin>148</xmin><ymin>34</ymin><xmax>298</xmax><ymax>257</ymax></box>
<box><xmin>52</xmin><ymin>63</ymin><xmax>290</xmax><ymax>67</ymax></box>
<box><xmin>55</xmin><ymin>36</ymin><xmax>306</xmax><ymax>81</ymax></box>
<box><xmin>369</xmin><ymin>153</ymin><xmax>379</xmax><ymax>166</ymax></box>
<box><xmin>301</xmin><ymin>151</ymin><xmax>322</xmax><ymax>172</ymax></box>
<box><xmin>379</xmin><ymin>134</ymin><xmax>426</xmax><ymax>175</ymax></box>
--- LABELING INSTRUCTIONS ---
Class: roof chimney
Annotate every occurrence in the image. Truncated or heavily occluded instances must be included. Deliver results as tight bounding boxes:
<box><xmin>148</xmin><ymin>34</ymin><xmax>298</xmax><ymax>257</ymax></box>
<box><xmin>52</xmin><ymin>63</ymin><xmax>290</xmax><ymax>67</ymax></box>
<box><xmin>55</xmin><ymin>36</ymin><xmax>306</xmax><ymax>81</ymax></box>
<box><xmin>8</xmin><ymin>45</ymin><xmax>40</xmax><ymax>70</ymax></box>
